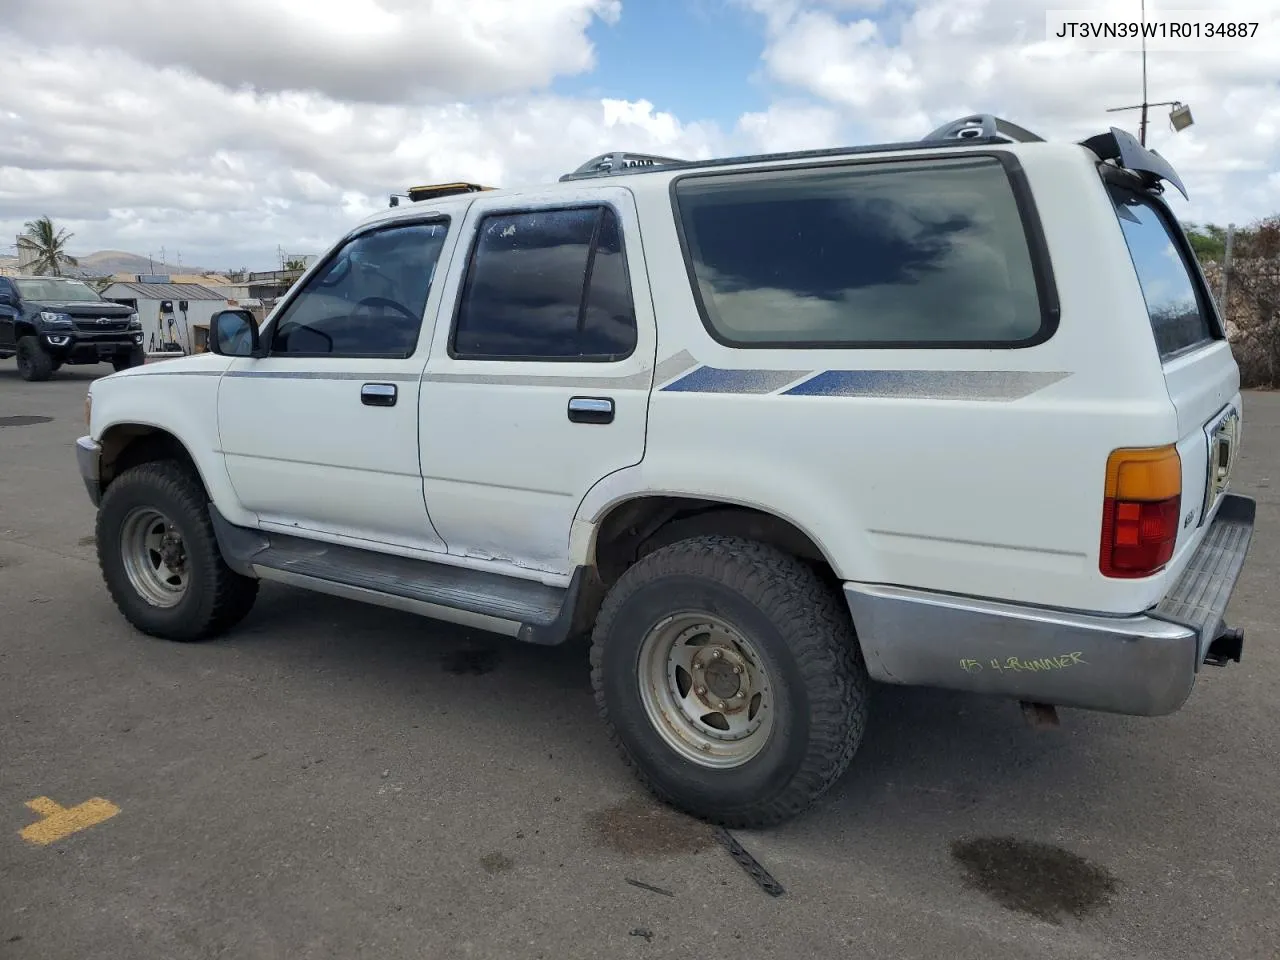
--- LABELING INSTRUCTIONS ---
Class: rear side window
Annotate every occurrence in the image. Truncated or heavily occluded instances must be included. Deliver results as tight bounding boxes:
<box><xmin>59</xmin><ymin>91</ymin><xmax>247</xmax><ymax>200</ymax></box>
<box><xmin>1110</xmin><ymin>188</ymin><xmax>1216</xmax><ymax>360</ymax></box>
<box><xmin>451</xmin><ymin>205</ymin><xmax>636</xmax><ymax>361</ymax></box>
<box><xmin>671</xmin><ymin>156</ymin><xmax>1049</xmax><ymax>347</ymax></box>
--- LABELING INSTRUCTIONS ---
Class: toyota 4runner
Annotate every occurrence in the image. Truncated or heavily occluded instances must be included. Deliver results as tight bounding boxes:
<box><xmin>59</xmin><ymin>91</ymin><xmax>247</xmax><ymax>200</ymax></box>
<box><xmin>75</xmin><ymin>115</ymin><xmax>1256</xmax><ymax>827</ymax></box>
<box><xmin>1</xmin><ymin>275</ymin><xmax>144</xmax><ymax>380</ymax></box>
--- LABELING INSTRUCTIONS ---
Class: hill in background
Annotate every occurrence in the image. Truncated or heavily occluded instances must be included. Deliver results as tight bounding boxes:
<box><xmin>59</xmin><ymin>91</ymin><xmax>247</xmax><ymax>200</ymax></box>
<box><xmin>74</xmin><ymin>250</ymin><xmax>212</xmax><ymax>277</ymax></box>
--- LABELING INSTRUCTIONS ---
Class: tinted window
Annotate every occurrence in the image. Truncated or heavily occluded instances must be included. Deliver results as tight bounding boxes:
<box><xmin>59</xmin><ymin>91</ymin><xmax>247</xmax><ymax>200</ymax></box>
<box><xmin>673</xmin><ymin>157</ymin><xmax>1046</xmax><ymax>346</ymax></box>
<box><xmin>271</xmin><ymin>220</ymin><xmax>448</xmax><ymax>357</ymax></box>
<box><xmin>452</xmin><ymin>206</ymin><xmax>636</xmax><ymax>360</ymax></box>
<box><xmin>1111</xmin><ymin>188</ymin><xmax>1215</xmax><ymax>359</ymax></box>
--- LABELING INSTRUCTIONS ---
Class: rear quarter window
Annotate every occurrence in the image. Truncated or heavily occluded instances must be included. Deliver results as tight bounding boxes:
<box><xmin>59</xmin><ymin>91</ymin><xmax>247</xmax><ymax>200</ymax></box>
<box><xmin>1109</xmin><ymin>187</ymin><xmax>1217</xmax><ymax>360</ymax></box>
<box><xmin>671</xmin><ymin>155</ymin><xmax>1052</xmax><ymax>348</ymax></box>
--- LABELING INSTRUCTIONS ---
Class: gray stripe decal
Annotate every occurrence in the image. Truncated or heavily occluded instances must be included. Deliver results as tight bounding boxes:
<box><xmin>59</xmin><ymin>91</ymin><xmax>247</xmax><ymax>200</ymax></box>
<box><xmin>661</xmin><ymin>365</ymin><xmax>812</xmax><ymax>395</ymax></box>
<box><xmin>782</xmin><ymin>370</ymin><xmax>1070</xmax><ymax>400</ymax></box>
<box><xmin>132</xmin><ymin>368</ymin><xmax>222</xmax><ymax>377</ymax></box>
<box><xmin>422</xmin><ymin>369</ymin><xmax>651</xmax><ymax>389</ymax></box>
<box><xmin>652</xmin><ymin>349</ymin><xmax>699</xmax><ymax>387</ymax></box>
<box><xmin>224</xmin><ymin>370</ymin><xmax>423</xmax><ymax>382</ymax></box>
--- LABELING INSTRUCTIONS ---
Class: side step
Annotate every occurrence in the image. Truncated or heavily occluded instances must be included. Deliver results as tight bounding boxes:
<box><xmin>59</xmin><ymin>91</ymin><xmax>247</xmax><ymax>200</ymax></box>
<box><xmin>209</xmin><ymin>507</ymin><xmax>582</xmax><ymax>645</ymax></box>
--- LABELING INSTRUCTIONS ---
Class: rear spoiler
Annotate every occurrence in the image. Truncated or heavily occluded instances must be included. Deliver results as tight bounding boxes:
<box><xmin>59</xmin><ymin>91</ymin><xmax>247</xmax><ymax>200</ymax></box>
<box><xmin>1080</xmin><ymin>126</ymin><xmax>1188</xmax><ymax>200</ymax></box>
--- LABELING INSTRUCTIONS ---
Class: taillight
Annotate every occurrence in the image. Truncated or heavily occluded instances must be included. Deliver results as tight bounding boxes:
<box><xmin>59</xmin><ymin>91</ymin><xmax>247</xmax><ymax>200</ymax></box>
<box><xmin>1099</xmin><ymin>444</ymin><xmax>1181</xmax><ymax>578</ymax></box>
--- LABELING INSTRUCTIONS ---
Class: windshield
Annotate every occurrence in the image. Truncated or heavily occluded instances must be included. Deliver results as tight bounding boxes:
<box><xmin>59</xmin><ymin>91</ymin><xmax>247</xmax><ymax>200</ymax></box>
<box><xmin>15</xmin><ymin>277</ymin><xmax>104</xmax><ymax>302</ymax></box>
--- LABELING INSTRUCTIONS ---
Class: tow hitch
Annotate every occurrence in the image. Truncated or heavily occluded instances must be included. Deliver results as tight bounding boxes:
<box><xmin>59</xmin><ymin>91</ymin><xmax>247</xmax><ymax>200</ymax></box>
<box><xmin>1204</xmin><ymin>626</ymin><xmax>1245</xmax><ymax>667</ymax></box>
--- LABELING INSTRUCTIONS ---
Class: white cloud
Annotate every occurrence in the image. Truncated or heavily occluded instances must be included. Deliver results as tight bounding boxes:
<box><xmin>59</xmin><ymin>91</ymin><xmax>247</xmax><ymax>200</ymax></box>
<box><xmin>2</xmin><ymin>0</ymin><xmax>621</xmax><ymax>103</ymax></box>
<box><xmin>748</xmin><ymin>0</ymin><xmax>1280</xmax><ymax>226</ymax></box>
<box><xmin>0</xmin><ymin>34</ymin><xmax>726</xmax><ymax>269</ymax></box>
<box><xmin>1</xmin><ymin>0</ymin><xmax>1276</xmax><ymax>272</ymax></box>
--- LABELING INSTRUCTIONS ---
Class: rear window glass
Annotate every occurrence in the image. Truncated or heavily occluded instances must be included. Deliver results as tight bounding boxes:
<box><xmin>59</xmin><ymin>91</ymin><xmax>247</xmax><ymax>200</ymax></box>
<box><xmin>671</xmin><ymin>156</ymin><xmax>1048</xmax><ymax>347</ymax></box>
<box><xmin>1110</xmin><ymin>188</ymin><xmax>1216</xmax><ymax>360</ymax></box>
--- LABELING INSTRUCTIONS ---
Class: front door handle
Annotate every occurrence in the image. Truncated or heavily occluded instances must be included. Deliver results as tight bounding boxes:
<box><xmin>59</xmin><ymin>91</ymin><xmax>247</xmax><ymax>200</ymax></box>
<box><xmin>567</xmin><ymin>396</ymin><xmax>614</xmax><ymax>424</ymax></box>
<box><xmin>361</xmin><ymin>383</ymin><xmax>397</xmax><ymax>407</ymax></box>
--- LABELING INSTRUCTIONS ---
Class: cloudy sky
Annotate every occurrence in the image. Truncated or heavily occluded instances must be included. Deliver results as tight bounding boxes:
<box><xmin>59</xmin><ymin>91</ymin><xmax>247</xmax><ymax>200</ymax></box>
<box><xmin>1</xmin><ymin>0</ymin><xmax>1276</xmax><ymax>272</ymax></box>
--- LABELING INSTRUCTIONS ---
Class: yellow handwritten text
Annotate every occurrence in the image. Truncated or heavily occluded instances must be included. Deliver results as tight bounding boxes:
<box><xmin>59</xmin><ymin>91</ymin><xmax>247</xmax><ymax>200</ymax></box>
<box><xmin>959</xmin><ymin>652</ymin><xmax>1088</xmax><ymax>674</ymax></box>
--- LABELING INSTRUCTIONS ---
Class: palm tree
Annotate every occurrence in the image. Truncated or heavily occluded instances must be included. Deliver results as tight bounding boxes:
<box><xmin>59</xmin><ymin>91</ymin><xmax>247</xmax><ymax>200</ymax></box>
<box><xmin>20</xmin><ymin>216</ymin><xmax>79</xmax><ymax>276</ymax></box>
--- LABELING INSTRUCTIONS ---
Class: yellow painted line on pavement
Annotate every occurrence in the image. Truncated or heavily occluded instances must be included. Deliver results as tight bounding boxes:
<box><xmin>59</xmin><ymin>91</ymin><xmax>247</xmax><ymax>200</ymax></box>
<box><xmin>19</xmin><ymin>796</ymin><xmax>120</xmax><ymax>846</ymax></box>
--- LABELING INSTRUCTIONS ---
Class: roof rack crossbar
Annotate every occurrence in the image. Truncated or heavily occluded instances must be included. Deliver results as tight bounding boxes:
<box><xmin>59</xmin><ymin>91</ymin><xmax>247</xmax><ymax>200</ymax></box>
<box><xmin>922</xmin><ymin>115</ymin><xmax>1045</xmax><ymax>145</ymax></box>
<box><xmin>560</xmin><ymin>151</ymin><xmax>687</xmax><ymax>181</ymax></box>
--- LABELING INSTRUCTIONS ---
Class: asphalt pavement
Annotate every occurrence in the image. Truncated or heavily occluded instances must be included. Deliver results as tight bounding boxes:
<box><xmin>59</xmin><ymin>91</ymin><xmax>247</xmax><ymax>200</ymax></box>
<box><xmin>1</xmin><ymin>363</ymin><xmax>1277</xmax><ymax>960</ymax></box>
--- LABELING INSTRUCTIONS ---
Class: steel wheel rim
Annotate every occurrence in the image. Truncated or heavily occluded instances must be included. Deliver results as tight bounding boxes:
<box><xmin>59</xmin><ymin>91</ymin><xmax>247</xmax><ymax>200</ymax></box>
<box><xmin>637</xmin><ymin>612</ymin><xmax>775</xmax><ymax>769</ymax></box>
<box><xmin>119</xmin><ymin>507</ymin><xmax>189</xmax><ymax>608</ymax></box>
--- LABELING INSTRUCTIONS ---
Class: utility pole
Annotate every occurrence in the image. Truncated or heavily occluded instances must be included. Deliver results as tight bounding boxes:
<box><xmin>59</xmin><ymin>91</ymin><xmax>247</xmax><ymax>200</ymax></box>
<box><xmin>1219</xmin><ymin>224</ymin><xmax>1235</xmax><ymax>315</ymax></box>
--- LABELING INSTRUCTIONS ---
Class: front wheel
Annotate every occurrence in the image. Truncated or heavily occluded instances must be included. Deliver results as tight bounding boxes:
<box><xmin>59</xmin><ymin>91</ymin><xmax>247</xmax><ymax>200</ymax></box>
<box><xmin>590</xmin><ymin>535</ymin><xmax>869</xmax><ymax>828</ymax></box>
<box><xmin>16</xmin><ymin>336</ymin><xmax>55</xmax><ymax>382</ymax></box>
<box><xmin>96</xmin><ymin>460</ymin><xmax>258</xmax><ymax>641</ymax></box>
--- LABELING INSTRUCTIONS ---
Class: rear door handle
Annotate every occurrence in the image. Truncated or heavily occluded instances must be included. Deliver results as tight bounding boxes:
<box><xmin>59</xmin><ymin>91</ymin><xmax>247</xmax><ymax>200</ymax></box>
<box><xmin>567</xmin><ymin>396</ymin><xmax>614</xmax><ymax>424</ymax></box>
<box><xmin>361</xmin><ymin>383</ymin><xmax>397</xmax><ymax>407</ymax></box>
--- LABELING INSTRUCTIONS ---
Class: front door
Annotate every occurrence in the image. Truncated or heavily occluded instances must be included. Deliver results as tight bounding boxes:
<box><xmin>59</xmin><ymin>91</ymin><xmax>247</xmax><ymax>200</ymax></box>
<box><xmin>217</xmin><ymin>215</ymin><xmax>460</xmax><ymax>552</ymax></box>
<box><xmin>418</xmin><ymin>187</ymin><xmax>657</xmax><ymax>576</ymax></box>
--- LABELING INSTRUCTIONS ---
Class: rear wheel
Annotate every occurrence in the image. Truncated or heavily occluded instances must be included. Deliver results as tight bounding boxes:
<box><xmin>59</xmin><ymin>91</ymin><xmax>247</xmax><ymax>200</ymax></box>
<box><xmin>96</xmin><ymin>460</ymin><xmax>258</xmax><ymax>641</ymax></box>
<box><xmin>16</xmin><ymin>336</ymin><xmax>54</xmax><ymax>382</ymax></box>
<box><xmin>590</xmin><ymin>535</ymin><xmax>869</xmax><ymax>828</ymax></box>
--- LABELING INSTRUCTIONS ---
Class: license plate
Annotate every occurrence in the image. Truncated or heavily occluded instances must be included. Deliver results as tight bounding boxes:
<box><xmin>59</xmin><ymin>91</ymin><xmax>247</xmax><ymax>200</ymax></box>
<box><xmin>1203</xmin><ymin>406</ymin><xmax>1240</xmax><ymax>518</ymax></box>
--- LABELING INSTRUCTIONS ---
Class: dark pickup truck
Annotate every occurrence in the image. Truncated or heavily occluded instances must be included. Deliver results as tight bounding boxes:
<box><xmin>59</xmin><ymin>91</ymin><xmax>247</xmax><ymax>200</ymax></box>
<box><xmin>0</xmin><ymin>275</ymin><xmax>145</xmax><ymax>381</ymax></box>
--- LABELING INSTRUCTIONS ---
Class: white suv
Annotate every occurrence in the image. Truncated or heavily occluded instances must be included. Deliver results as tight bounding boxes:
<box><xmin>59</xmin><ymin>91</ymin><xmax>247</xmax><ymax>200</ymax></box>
<box><xmin>77</xmin><ymin>115</ymin><xmax>1256</xmax><ymax>827</ymax></box>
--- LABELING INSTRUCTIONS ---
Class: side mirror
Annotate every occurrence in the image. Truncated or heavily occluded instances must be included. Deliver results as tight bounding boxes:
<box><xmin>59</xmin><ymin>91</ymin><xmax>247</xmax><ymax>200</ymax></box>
<box><xmin>0</xmin><ymin>290</ymin><xmax>14</xmax><ymax>307</ymax></box>
<box><xmin>210</xmin><ymin>309</ymin><xmax>261</xmax><ymax>357</ymax></box>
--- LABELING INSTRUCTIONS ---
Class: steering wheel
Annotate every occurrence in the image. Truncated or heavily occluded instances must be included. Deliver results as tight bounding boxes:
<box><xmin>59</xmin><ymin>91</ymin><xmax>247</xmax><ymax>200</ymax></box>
<box><xmin>352</xmin><ymin>296</ymin><xmax>417</xmax><ymax>323</ymax></box>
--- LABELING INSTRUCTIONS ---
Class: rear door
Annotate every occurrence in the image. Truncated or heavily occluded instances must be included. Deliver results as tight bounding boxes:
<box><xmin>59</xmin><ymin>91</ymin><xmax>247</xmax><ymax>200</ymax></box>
<box><xmin>417</xmin><ymin>186</ymin><xmax>656</xmax><ymax>576</ymax></box>
<box><xmin>1109</xmin><ymin>185</ymin><xmax>1242</xmax><ymax>555</ymax></box>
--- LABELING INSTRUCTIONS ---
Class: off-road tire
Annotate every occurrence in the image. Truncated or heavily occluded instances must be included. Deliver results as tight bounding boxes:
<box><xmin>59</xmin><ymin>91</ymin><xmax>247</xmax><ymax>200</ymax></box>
<box><xmin>590</xmin><ymin>535</ymin><xmax>869</xmax><ymax>828</ymax></box>
<box><xmin>112</xmin><ymin>346</ymin><xmax>144</xmax><ymax>372</ymax></box>
<box><xmin>16</xmin><ymin>336</ymin><xmax>55</xmax><ymax>382</ymax></box>
<box><xmin>96</xmin><ymin>460</ymin><xmax>259</xmax><ymax>641</ymax></box>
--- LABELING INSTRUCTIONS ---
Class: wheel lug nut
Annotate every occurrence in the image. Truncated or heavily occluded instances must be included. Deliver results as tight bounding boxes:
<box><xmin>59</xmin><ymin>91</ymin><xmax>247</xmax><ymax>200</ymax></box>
<box><xmin>732</xmin><ymin>666</ymin><xmax>741</xmax><ymax>675</ymax></box>
<box><xmin>712</xmin><ymin>650</ymin><xmax>723</xmax><ymax>659</ymax></box>
<box><xmin>696</xmin><ymin>685</ymin><xmax>707</xmax><ymax>696</ymax></box>
<box><xmin>717</xmin><ymin>701</ymin><xmax>726</xmax><ymax>709</ymax></box>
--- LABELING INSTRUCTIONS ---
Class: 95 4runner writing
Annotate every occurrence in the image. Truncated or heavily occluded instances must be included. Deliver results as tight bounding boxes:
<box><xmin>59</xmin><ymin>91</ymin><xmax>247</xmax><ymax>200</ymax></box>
<box><xmin>75</xmin><ymin>115</ymin><xmax>1256</xmax><ymax>828</ymax></box>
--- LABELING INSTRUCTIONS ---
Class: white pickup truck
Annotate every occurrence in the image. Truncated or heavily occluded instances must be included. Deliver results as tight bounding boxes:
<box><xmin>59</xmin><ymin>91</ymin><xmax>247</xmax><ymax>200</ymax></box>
<box><xmin>77</xmin><ymin>115</ymin><xmax>1255</xmax><ymax>827</ymax></box>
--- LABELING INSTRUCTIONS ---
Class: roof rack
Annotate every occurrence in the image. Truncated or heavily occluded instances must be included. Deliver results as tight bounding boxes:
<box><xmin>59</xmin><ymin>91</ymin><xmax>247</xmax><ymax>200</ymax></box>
<box><xmin>560</xmin><ymin>152</ymin><xmax>687</xmax><ymax>182</ymax></box>
<box><xmin>551</xmin><ymin>115</ymin><xmax>1045</xmax><ymax>186</ymax></box>
<box><xmin>390</xmin><ymin>182</ymin><xmax>493</xmax><ymax>207</ymax></box>
<box><xmin>407</xmin><ymin>182</ymin><xmax>492</xmax><ymax>202</ymax></box>
<box><xmin>922</xmin><ymin>114</ymin><xmax>1046</xmax><ymax>144</ymax></box>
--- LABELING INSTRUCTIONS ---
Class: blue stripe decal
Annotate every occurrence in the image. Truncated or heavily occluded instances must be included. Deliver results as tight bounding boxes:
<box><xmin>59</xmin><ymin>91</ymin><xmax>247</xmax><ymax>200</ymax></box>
<box><xmin>661</xmin><ymin>366</ymin><xmax>810</xmax><ymax>395</ymax></box>
<box><xmin>782</xmin><ymin>370</ymin><xmax>1069</xmax><ymax>401</ymax></box>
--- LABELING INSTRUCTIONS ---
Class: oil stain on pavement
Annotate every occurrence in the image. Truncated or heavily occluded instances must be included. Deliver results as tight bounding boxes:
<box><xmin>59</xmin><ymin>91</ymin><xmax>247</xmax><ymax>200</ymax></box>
<box><xmin>951</xmin><ymin>836</ymin><xmax>1119</xmax><ymax>924</ymax></box>
<box><xmin>0</xmin><ymin>415</ymin><xmax>54</xmax><ymax>427</ymax></box>
<box><xmin>479</xmin><ymin>852</ymin><xmax>515</xmax><ymax>875</ymax></box>
<box><xmin>588</xmin><ymin>797</ymin><xmax>713</xmax><ymax>858</ymax></box>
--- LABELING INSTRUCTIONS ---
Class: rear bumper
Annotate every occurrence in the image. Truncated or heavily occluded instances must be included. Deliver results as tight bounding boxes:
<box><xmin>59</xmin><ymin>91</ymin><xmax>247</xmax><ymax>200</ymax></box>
<box><xmin>76</xmin><ymin>435</ymin><xmax>102</xmax><ymax>506</ymax></box>
<box><xmin>843</xmin><ymin>493</ymin><xmax>1256</xmax><ymax>717</ymax></box>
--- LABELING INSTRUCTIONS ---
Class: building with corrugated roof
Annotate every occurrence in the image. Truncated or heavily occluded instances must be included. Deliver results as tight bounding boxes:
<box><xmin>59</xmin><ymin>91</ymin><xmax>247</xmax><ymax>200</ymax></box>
<box><xmin>99</xmin><ymin>279</ymin><xmax>233</xmax><ymax>355</ymax></box>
